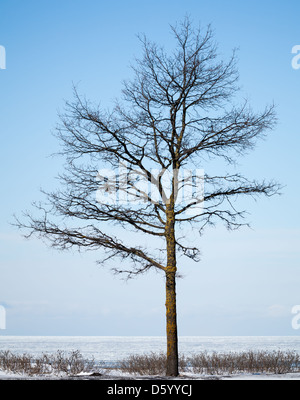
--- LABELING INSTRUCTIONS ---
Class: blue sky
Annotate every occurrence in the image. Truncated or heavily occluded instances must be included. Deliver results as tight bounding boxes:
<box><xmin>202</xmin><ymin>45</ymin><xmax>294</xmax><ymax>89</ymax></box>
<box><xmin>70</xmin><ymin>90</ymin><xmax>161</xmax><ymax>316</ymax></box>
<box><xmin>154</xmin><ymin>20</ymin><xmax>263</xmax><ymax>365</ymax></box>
<box><xmin>0</xmin><ymin>0</ymin><xmax>300</xmax><ymax>336</ymax></box>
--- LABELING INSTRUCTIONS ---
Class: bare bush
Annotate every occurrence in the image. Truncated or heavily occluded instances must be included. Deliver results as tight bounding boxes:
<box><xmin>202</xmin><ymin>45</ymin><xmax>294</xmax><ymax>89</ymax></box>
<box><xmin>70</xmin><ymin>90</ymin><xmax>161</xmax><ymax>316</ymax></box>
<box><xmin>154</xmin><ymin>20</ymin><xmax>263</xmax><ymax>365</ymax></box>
<box><xmin>119</xmin><ymin>350</ymin><xmax>300</xmax><ymax>376</ymax></box>
<box><xmin>2</xmin><ymin>349</ymin><xmax>300</xmax><ymax>377</ymax></box>
<box><xmin>188</xmin><ymin>350</ymin><xmax>300</xmax><ymax>375</ymax></box>
<box><xmin>0</xmin><ymin>350</ymin><xmax>97</xmax><ymax>376</ymax></box>
<box><xmin>119</xmin><ymin>352</ymin><xmax>187</xmax><ymax>376</ymax></box>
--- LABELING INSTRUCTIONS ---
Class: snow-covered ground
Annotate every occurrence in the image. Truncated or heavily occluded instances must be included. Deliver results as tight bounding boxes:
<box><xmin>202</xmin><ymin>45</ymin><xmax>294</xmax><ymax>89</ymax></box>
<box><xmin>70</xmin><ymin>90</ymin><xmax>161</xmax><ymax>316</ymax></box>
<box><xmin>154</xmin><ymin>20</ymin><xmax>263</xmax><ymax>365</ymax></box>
<box><xmin>1</xmin><ymin>368</ymin><xmax>300</xmax><ymax>380</ymax></box>
<box><xmin>223</xmin><ymin>373</ymin><xmax>300</xmax><ymax>380</ymax></box>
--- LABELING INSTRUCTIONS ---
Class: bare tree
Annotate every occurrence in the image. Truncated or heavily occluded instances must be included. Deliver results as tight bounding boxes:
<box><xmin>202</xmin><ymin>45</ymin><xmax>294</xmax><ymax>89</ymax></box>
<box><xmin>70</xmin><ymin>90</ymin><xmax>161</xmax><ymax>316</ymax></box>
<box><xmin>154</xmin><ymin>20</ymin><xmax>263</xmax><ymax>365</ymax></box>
<box><xmin>16</xmin><ymin>18</ymin><xmax>280</xmax><ymax>376</ymax></box>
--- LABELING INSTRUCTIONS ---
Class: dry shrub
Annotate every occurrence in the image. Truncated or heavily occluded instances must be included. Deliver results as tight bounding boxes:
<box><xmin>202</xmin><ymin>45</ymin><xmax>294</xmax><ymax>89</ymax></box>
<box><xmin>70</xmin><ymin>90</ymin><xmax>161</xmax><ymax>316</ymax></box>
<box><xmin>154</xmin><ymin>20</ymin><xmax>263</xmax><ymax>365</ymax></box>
<box><xmin>188</xmin><ymin>350</ymin><xmax>300</xmax><ymax>375</ymax></box>
<box><xmin>119</xmin><ymin>350</ymin><xmax>300</xmax><ymax>376</ymax></box>
<box><xmin>119</xmin><ymin>351</ymin><xmax>187</xmax><ymax>376</ymax></box>
<box><xmin>0</xmin><ymin>350</ymin><xmax>96</xmax><ymax>376</ymax></box>
<box><xmin>2</xmin><ymin>348</ymin><xmax>300</xmax><ymax>377</ymax></box>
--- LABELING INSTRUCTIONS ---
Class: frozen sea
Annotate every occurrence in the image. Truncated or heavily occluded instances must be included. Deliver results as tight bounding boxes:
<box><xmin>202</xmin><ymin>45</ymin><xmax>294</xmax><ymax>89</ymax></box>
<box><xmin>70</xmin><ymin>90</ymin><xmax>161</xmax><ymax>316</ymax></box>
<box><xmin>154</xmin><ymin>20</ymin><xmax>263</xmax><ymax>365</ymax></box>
<box><xmin>1</xmin><ymin>336</ymin><xmax>300</xmax><ymax>368</ymax></box>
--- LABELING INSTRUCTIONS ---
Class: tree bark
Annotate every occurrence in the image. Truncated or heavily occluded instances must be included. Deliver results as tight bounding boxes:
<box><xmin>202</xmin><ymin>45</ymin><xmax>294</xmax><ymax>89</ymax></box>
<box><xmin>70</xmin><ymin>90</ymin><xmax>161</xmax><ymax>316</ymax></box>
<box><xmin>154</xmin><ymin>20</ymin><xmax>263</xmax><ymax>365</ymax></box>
<box><xmin>165</xmin><ymin>204</ymin><xmax>179</xmax><ymax>376</ymax></box>
<box><xmin>165</xmin><ymin>269</ymin><xmax>179</xmax><ymax>376</ymax></box>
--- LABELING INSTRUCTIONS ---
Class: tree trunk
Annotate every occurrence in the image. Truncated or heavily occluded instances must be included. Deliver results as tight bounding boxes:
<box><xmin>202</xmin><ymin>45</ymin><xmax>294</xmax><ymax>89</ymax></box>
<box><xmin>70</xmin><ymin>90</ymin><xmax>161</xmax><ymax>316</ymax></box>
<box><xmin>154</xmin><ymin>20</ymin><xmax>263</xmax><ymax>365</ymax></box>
<box><xmin>165</xmin><ymin>269</ymin><xmax>179</xmax><ymax>376</ymax></box>
<box><xmin>165</xmin><ymin>204</ymin><xmax>179</xmax><ymax>376</ymax></box>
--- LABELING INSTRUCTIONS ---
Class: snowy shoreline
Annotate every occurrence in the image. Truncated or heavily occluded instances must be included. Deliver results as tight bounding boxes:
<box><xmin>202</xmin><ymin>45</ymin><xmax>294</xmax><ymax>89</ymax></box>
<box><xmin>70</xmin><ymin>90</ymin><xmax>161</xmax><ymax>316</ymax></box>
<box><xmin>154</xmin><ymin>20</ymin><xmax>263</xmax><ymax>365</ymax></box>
<box><xmin>2</xmin><ymin>337</ymin><xmax>300</xmax><ymax>380</ymax></box>
<box><xmin>1</xmin><ymin>368</ymin><xmax>300</xmax><ymax>380</ymax></box>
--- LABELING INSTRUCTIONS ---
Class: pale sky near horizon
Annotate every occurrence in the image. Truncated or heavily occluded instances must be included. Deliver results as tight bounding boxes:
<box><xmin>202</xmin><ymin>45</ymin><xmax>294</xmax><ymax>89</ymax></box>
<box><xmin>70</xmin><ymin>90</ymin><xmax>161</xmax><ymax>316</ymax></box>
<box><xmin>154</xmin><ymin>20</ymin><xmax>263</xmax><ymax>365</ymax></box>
<box><xmin>1</xmin><ymin>0</ymin><xmax>300</xmax><ymax>336</ymax></box>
